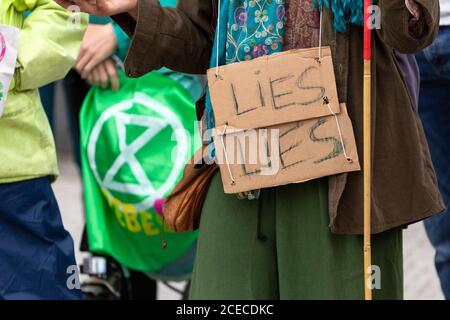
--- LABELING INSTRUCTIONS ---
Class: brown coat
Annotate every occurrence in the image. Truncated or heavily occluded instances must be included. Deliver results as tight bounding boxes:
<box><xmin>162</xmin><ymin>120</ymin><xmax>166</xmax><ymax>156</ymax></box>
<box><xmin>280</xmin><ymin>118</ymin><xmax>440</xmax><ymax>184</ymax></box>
<box><xmin>113</xmin><ymin>0</ymin><xmax>445</xmax><ymax>234</ymax></box>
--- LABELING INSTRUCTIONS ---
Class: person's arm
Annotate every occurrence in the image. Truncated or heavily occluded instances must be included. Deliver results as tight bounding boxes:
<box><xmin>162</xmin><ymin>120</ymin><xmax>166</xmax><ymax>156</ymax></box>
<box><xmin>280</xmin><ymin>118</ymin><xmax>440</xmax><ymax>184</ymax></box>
<box><xmin>377</xmin><ymin>0</ymin><xmax>439</xmax><ymax>53</ymax></box>
<box><xmin>13</xmin><ymin>0</ymin><xmax>88</xmax><ymax>91</ymax></box>
<box><xmin>112</xmin><ymin>0</ymin><xmax>214</xmax><ymax>77</ymax></box>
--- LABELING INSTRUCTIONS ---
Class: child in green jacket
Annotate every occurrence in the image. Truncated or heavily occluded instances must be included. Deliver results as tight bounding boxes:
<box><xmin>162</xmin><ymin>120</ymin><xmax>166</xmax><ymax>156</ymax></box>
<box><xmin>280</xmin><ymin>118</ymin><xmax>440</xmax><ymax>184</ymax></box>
<box><xmin>0</xmin><ymin>0</ymin><xmax>87</xmax><ymax>299</ymax></box>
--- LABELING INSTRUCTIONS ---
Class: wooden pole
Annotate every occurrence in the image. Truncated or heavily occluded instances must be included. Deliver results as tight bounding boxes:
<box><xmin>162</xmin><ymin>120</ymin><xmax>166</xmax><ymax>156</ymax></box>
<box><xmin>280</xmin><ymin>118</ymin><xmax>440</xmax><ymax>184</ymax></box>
<box><xmin>363</xmin><ymin>0</ymin><xmax>373</xmax><ymax>301</ymax></box>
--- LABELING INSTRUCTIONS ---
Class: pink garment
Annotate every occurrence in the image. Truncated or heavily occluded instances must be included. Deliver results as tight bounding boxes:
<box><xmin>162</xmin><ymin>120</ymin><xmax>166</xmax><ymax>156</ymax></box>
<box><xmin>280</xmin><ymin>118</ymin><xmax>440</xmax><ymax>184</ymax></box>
<box><xmin>284</xmin><ymin>0</ymin><xmax>320</xmax><ymax>50</ymax></box>
<box><xmin>154</xmin><ymin>198</ymin><xmax>165</xmax><ymax>217</ymax></box>
<box><xmin>283</xmin><ymin>0</ymin><xmax>420</xmax><ymax>51</ymax></box>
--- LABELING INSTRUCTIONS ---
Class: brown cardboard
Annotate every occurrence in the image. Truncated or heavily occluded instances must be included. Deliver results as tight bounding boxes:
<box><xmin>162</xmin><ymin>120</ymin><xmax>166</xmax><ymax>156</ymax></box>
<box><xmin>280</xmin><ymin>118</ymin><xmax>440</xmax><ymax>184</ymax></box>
<box><xmin>213</xmin><ymin>104</ymin><xmax>360</xmax><ymax>194</ymax></box>
<box><xmin>207</xmin><ymin>47</ymin><xmax>340</xmax><ymax>130</ymax></box>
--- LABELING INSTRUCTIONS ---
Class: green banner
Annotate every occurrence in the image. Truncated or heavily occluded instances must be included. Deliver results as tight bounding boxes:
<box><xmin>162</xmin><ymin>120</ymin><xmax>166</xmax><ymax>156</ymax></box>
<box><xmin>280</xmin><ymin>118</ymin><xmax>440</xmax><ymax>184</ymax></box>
<box><xmin>80</xmin><ymin>71</ymin><xmax>200</xmax><ymax>274</ymax></box>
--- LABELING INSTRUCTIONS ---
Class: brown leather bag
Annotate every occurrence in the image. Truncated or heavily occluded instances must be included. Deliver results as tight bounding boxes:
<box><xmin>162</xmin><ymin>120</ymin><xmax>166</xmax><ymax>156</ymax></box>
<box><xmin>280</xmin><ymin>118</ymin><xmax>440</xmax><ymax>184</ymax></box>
<box><xmin>163</xmin><ymin>148</ymin><xmax>219</xmax><ymax>232</ymax></box>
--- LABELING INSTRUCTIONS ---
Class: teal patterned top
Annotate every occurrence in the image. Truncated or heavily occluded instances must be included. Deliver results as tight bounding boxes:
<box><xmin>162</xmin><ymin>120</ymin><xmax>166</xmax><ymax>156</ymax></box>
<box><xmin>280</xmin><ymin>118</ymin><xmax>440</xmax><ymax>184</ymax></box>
<box><xmin>225</xmin><ymin>0</ymin><xmax>286</xmax><ymax>63</ymax></box>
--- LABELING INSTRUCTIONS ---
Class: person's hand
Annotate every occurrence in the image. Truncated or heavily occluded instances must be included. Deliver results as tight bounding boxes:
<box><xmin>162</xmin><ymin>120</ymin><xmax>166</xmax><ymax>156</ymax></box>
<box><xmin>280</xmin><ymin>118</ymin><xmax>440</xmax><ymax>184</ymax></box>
<box><xmin>404</xmin><ymin>0</ymin><xmax>424</xmax><ymax>38</ymax></box>
<box><xmin>405</xmin><ymin>0</ymin><xmax>421</xmax><ymax>20</ymax></box>
<box><xmin>75</xmin><ymin>23</ymin><xmax>117</xmax><ymax>78</ymax></box>
<box><xmin>55</xmin><ymin>0</ymin><xmax>138</xmax><ymax>17</ymax></box>
<box><xmin>85</xmin><ymin>58</ymin><xmax>120</xmax><ymax>91</ymax></box>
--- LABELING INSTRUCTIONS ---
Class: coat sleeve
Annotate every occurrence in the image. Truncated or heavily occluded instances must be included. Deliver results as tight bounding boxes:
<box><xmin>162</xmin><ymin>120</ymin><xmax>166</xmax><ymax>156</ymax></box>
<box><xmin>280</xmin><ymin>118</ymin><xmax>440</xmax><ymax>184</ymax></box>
<box><xmin>112</xmin><ymin>0</ymin><xmax>214</xmax><ymax>77</ymax></box>
<box><xmin>12</xmin><ymin>0</ymin><xmax>88</xmax><ymax>91</ymax></box>
<box><xmin>376</xmin><ymin>0</ymin><xmax>439</xmax><ymax>53</ymax></box>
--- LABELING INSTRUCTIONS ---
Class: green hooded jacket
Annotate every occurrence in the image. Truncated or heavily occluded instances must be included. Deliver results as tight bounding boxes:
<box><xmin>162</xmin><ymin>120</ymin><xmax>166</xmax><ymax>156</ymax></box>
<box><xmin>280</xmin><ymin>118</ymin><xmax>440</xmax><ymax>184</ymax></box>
<box><xmin>0</xmin><ymin>0</ymin><xmax>87</xmax><ymax>183</ymax></box>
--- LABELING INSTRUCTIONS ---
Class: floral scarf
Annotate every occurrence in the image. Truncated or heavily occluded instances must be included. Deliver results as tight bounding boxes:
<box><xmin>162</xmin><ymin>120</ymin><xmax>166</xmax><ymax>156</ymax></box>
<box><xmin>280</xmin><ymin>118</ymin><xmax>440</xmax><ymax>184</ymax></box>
<box><xmin>206</xmin><ymin>0</ymin><xmax>364</xmax><ymax>131</ymax></box>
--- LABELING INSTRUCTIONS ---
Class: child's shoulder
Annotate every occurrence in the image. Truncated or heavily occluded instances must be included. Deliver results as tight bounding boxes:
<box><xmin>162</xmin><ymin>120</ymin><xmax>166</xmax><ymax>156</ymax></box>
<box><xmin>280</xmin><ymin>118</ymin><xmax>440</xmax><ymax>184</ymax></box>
<box><xmin>11</xmin><ymin>0</ymin><xmax>61</xmax><ymax>14</ymax></box>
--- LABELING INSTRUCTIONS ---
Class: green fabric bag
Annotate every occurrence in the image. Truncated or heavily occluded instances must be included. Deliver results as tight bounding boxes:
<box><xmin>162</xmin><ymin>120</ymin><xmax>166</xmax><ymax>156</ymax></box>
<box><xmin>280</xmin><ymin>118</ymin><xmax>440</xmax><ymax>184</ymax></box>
<box><xmin>80</xmin><ymin>70</ymin><xmax>201</xmax><ymax>273</ymax></box>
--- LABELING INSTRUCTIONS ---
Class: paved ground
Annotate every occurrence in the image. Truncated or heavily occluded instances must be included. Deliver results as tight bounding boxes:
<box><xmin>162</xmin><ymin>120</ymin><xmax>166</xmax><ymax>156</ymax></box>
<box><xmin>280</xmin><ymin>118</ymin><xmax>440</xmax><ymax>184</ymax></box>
<box><xmin>54</xmin><ymin>154</ymin><xmax>444</xmax><ymax>300</ymax></box>
<box><xmin>403</xmin><ymin>221</ymin><xmax>443</xmax><ymax>299</ymax></box>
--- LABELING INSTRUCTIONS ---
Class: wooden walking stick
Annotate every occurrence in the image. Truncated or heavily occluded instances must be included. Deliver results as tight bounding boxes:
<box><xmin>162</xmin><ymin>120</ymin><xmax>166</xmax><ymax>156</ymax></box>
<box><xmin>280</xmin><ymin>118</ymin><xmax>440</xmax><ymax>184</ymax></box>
<box><xmin>363</xmin><ymin>0</ymin><xmax>373</xmax><ymax>301</ymax></box>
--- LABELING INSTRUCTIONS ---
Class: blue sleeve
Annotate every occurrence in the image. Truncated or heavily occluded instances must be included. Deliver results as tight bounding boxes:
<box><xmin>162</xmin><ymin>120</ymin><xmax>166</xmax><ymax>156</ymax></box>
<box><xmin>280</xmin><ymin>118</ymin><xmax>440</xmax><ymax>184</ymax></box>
<box><xmin>160</xmin><ymin>0</ymin><xmax>177</xmax><ymax>6</ymax></box>
<box><xmin>112</xmin><ymin>22</ymin><xmax>131</xmax><ymax>62</ymax></box>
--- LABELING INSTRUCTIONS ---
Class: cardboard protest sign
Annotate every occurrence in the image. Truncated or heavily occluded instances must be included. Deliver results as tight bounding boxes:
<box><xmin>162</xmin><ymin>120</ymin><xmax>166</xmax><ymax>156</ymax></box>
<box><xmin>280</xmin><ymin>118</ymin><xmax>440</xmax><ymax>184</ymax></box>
<box><xmin>207</xmin><ymin>47</ymin><xmax>340</xmax><ymax>130</ymax></box>
<box><xmin>213</xmin><ymin>104</ymin><xmax>360</xmax><ymax>194</ymax></box>
<box><xmin>0</xmin><ymin>25</ymin><xmax>19</xmax><ymax>118</ymax></box>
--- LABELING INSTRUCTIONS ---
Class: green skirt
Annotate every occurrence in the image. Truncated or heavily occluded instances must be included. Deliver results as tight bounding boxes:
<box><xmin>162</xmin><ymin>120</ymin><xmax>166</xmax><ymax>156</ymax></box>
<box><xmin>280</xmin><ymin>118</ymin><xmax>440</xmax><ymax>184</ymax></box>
<box><xmin>189</xmin><ymin>173</ymin><xmax>403</xmax><ymax>300</ymax></box>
